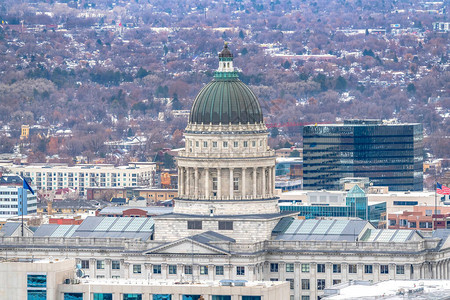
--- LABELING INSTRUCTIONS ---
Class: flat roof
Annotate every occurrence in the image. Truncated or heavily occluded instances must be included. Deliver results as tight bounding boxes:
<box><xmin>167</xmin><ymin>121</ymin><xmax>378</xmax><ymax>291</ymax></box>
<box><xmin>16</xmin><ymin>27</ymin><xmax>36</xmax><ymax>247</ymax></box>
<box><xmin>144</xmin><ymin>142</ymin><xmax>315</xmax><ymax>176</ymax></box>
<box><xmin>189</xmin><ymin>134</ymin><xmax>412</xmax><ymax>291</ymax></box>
<box><xmin>326</xmin><ymin>280</ymin><xmax>450</xmax><ymax>299</ymax></box>
<box><xmin>72</xmin><ymin>278</ymin><xmax>286</xmax><ymax>288</ymax></box>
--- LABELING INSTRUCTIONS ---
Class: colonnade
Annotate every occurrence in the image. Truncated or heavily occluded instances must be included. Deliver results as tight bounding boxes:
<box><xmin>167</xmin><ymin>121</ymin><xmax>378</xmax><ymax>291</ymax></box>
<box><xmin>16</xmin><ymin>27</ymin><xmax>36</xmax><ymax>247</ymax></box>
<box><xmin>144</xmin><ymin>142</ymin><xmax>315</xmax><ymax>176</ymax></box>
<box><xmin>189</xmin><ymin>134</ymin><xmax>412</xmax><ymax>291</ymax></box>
<box><xmin>178</xmin><ymin>166</ymin><xmax>275</xmax><ymax>200</ymax></box>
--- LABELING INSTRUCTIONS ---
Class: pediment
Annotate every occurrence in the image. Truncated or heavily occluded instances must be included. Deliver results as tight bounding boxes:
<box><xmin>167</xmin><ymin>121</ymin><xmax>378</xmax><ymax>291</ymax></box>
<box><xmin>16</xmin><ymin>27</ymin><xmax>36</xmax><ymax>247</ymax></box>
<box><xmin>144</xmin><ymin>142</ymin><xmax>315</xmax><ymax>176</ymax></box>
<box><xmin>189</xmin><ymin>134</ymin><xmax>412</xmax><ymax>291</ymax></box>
<box><xmin>144</xmin><ymin>238</ymin><xmax>230</xmax><ymax>256</ymax></box>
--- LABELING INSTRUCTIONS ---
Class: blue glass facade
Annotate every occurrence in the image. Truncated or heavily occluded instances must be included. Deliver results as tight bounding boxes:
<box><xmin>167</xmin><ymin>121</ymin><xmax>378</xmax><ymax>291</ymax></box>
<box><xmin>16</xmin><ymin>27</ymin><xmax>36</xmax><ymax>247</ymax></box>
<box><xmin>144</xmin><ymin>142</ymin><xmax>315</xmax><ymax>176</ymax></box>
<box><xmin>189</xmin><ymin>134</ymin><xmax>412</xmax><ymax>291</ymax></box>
<box><xmin>303</xmin><ymin>121</ymin><xmax>423</xmax><ymax>191</ymax></box>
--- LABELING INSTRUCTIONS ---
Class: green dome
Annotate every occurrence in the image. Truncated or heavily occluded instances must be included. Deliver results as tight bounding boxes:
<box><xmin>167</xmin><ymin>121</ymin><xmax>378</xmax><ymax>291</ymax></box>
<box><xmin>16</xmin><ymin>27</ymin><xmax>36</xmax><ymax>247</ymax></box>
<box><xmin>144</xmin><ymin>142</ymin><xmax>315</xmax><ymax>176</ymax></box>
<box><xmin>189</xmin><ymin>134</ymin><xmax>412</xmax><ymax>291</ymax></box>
<box><xmin>189</xmin><ymin>78</ymin><xmax>263</xmax><ymax>125</ymax></box>
<box><xmin>189</xmin><ymin>44</ymin><xmax>263</xmax><ymax>125</ymax></box>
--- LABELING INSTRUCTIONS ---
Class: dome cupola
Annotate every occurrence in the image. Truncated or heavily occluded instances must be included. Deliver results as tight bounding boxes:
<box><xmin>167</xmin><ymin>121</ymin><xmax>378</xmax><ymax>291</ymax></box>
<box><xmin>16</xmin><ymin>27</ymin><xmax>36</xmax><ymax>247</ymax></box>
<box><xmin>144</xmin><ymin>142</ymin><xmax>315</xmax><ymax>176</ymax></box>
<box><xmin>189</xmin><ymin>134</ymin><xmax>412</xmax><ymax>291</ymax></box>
<box><xmin>188</xmin><ymin>43</ymin><xmax>263</xmax><ymax>125</ymax></box>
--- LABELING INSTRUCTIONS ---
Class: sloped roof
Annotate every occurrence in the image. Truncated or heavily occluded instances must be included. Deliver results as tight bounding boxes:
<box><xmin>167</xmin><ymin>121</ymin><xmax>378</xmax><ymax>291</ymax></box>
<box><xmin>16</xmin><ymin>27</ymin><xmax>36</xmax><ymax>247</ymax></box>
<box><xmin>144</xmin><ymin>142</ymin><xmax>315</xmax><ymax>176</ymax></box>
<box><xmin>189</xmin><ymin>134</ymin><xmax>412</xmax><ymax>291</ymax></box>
<box><xmin>274</xmin><ymin>219</ymin><xmax>371</xmax><ymax>241</ymax></box>
<box><xmin>0</xmin><ymin>222</ymin><xmax>21</xmax><ymax>237</ymax></box>
<box><xmin>33</xmin><ymin>216</ymin><xmax>154</xmax><ymax>241</ymax></box>
<box><xmin>359</xmin><ymin>229</ymin><xmax>418</xmax><ymax>243</ymax></box>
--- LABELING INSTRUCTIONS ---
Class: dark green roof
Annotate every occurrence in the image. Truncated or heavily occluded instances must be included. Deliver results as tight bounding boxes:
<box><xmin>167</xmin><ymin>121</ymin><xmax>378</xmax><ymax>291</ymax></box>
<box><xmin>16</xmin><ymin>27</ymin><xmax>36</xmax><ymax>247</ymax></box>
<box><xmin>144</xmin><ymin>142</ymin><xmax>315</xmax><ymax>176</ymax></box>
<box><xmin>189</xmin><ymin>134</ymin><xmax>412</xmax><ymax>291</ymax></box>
<box><xmin>189</xmin><ymin>77</ymin><xmax>263</xmax><ymax>125</ymax></box>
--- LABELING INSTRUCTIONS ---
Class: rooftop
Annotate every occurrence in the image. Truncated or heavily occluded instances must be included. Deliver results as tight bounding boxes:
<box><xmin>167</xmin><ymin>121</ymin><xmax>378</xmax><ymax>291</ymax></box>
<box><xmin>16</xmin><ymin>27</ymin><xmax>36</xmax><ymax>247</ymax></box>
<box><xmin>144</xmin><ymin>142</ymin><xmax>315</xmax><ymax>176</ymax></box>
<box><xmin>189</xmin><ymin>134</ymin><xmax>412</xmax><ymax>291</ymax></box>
<box><xmin>325</xmin><ymin>280</ymin><xmax>450</xmax><ymax>299</ymax></box>
<box><xmin>274</xmin><ymin>219</ymin><xmax>371</xmax><ymax>242</ymax></box>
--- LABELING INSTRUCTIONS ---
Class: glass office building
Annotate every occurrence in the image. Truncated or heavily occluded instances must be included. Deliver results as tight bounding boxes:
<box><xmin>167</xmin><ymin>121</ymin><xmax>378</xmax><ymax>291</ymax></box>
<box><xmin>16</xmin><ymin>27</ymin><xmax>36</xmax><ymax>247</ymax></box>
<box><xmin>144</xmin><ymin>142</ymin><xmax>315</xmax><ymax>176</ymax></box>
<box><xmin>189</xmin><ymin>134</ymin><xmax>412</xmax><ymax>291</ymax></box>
<box><xmin>303</xmin><ymin>120</ymin><xmax>423</xmax><ymax>191</ymax></box>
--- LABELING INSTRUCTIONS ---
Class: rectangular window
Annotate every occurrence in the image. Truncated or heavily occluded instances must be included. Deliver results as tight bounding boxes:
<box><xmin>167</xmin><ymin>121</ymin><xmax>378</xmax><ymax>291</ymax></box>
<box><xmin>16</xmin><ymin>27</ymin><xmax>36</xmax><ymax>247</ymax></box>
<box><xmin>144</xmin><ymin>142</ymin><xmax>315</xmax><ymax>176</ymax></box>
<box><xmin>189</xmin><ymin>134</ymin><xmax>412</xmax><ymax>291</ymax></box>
<box><xmin>27</xmin><ymin>274</ymin><xmax>47</xmax><ymax>288</ymax></box>
<box><xmin>396</xmin><ymin>265</ymin><xmax>405</xmax><ymax>274</ymax></box>
<box><xmin>200</xmin><ymin>265</ymin><xmax>208</xmax><ymax>275</ymax></box>
<box><xmin>195</xmin><ymin>141</ymin><xmax>199</xmax><ymax>147</ymax></box>
<box><xmin>93</xmin><ymin>294</ymin><xmax>113</xmax><ymax>300</ymax></box>
<box><xmin>215</xmin><ymin>265</ymin><xmax>224</xmax><ymax>275</ymax></box>
<box><xmin>317</xmin><ymin>264</ymin><xmax>325</xmax><ymax>273</ymax></box>
<box><xmin>301</xmin><ymin>264</ymin><xmax>310</xmax><ymax>273</ymax></box>
<box><xmin>153</xmin><ymin>265</ymin><xmax>162</xmax><ymax>274</ymax></box>
<box><xmin>213</xmin><ymin>141</ymin><xmax>217</xmax><ymax>147</ymax></box>
<box><xmin>187</xmin><ymin>221</ymin><xmax>202</xmax><ymax>229</ymax></box>
<box><xmin>333</xmin><ymin>264</ymin><xmax>341</xmax><ymax>273</ymax></box>
<box><xmin>237</xmin><ymin>266</ymin><xmax>245</xmax><ymax>276</ymax></box>
<box><xmin>218</xmin><ymin>221</ymin><xmax>233</xmax><ymax>230</ymax></box>
<box><xmin>286</xmin><ymin>278</ymin><xmax>294</xmax><ymax>289</ymax></box>
<box><xmin>112</xmin><ymin>260</ymin><xmax>120</xmax><ymax>270</ymax></box>
<box><xmin>380</xmin><ymin>265</ymin><xmax>389</xmax><ymax>274</ymax></box>
<box><xmin>169</xmin><ymin>265</ymin><xmax>177</xmax><ymax>275</ymax></box>
<box><xmin>286</xmin><ymin>263</ymin><xmax>294</xmax><ymax>272</ymax></box>
<box><xmin>81</xmin><ymin>260</ymin><xmax>89</xmax><ymax>269</ymax></box>
<box><xmin>243</xmin><ymin>141</ymin><xmax>248</xmax><ymax>147</ymax></box>
<box><xmin>270</xmin><ymin>263</ymin><xmax>279</xmax><ymax>272</ymax></box>
<box><xmin>301</xmin><ymin>279</ymin><xmax>310</xmax><ymax>290</ymax></box>
<box><xmin>64</xmin><ymin>293</ymin><xmax>83</xmax><ymax>300</ymax></box>
<box><xmin>27</xmin><ymin>290</ymin><xmax>46</xmax><ymax>300</ymax></box>
<box><xmin>234</xmin><ymin>141</ymin><xmax>238</xmax><ymax>147</ymax></box>
<box><xmin>123</xmin><ymin>294</ymin><xmax>142</xmax><ymax>300</ymax></box>
<box><xmin>333</xmin><ymin>279</ymin><xmax>341</xmax><ymax>285</ymax></box>
<box><xmin>97</xmin><ymin>260</ymin><xmax>105</xmax><ymax>270</ymax></box>
<box><xmin>203</xmin><ymin>141</ymin><xmax>208</xmax><ymax>147</ymax></box>
<box><xmin>365</xmin><ymin>265</ymin><xmax>373</xmax><ymax>274</ymax></box>
<box><xmin>223</xmin><ymin>141</ymin><xmax>228</xmax><ymax>148</ymax></box>
<box><xmin>233</xmin><ymin>177</ymin><xmax>239</xmax><ymax>191</ymax></box>
<box><xmin>212</xmin><ymin>177</ymin><xmax>218</xmax><ymax>191</ymax></box>
<box><xmin>301</xmin><ymin>297</ymin><xmax>310</xmax><ymax>300</ymax></box>
<box><xmin>317</xmin><ymin>279</ymin><xmax>326</xmax><ymax>290</ymax></box>
<box><xmin>184</xmin><ymin>265</ymin><xmax>193</xmax><ymax>275</ymax></box>
<box><xmin>133</xmin><ymin>264</ymin><xmax>141</xmax><ymax>274</ymax></box>
<box><xmin>252</xmin><ymin>141</ymin><xmax>256</xmax><ymax>147</ymax></box>
<box><xmin>349</xmin><ymin>264</ymin><xmax>357</xmax><ymax>273</ymax></box>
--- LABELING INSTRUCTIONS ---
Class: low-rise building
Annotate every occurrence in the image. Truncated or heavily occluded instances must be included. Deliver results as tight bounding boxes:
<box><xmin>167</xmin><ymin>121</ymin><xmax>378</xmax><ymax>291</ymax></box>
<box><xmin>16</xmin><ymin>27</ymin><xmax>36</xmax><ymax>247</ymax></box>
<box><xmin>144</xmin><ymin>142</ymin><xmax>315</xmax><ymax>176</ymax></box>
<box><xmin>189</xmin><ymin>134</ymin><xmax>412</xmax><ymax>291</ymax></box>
<box><xmin>0</xmin><ymin>162</ymin><xmax>156</xmax><ymax>196</ymax></box>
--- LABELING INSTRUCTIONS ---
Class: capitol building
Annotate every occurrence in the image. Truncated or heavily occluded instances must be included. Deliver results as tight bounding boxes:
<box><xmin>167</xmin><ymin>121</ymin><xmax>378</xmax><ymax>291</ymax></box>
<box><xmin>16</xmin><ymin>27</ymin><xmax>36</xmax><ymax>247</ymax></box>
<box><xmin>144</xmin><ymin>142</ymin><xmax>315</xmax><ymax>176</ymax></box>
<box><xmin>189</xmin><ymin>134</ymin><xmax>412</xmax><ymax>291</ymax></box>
<box><xmin>1</xmin><ymin>44</ymin><xmax>450</xmax><ymax>300</ymax></box>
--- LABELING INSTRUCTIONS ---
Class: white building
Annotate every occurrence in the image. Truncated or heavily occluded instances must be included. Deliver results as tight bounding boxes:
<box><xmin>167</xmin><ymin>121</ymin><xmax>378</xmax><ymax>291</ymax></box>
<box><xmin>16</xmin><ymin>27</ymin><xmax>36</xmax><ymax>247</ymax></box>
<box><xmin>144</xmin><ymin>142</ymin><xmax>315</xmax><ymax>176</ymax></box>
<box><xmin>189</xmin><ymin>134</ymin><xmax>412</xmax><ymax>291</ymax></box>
<box><xmin>0</xmin><ymin>174</ymin><xmax>37</xmax><ymax>217</ymax></box>
<box><xmin>0</xmin><ymin>162</ymin><xmax>156</xmax><ymax>195</ymax></box>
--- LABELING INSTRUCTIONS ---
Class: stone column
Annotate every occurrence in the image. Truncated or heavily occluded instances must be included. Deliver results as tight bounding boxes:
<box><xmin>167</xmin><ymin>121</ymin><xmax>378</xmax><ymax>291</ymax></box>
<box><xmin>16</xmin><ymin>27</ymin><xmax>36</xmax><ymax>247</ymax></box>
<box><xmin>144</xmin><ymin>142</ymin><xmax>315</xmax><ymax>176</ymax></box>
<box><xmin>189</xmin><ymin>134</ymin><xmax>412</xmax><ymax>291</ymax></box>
<box><xmin>253</xmin><ymin>167</ymin><xmax>257</xmax><ymax>198</ymax></box>
<box><xmin>208</xmin><ymin>264</ymin><xmax>215</xmax><ymax>280</ymax></box>
<box><xmin>186</xmin><ymin>167</ymin><xmax>191</xmax><ymax>197</ymax></box>
<box><xmin>389</xmin><ymin>263</ymin><xmax>395</xmax><ymax>280</ymax></box>
<box><xmin>218</xmin><ymin>168</ymin><xmax>222</xmax><ymax>199</ymax></box>
<box><xmin>357</xmin><ymin>263</ymin><xmax>363</xmax><ymax>279</ymax></box>
<box><xmin>404</xmin><ymin>264</ymin><xmax>411</xmax><ymax>280</ymax></box>
<box><xmin>89</xmin><ymin>258</ymin><xmax>96</xmax><ymax>278</ymax></box>
<box><xmin>105</xmin><ymin>259</ymin><xmax>111</xmax><ymax>278</ymax></box>
<box><xmin>432</xmin><ymin>262</ymin><xmax>437</xmax><ymax>279</ymax></box>
<box><xmin>294</xmin><ymin>263</ymin><xmax>301</xmax><ymax>300</ymax></box>
<box><xmin>145</xmin><ymin>263</ymin><xmax>152</xmax><ymax>280</ymax></box>
<box><xmin>342</xmin><ymin>263</ymin><xmax>348</xmax><ymax>283</ymax></box>
<box><xmin>262</xmin><ymin>167</ymin><xmax>266</xmax><ymax>197</ymax></box>
<box><xmin>248</xmin><ymin>265</ymin><xmax>255</xmax><ymax>281</ymax></box>
<box><xmin>229</xmin><ymin>168</ymin><xmax>234</xmax><ymax>199</ymax></box>
<box><xmin>445</xmin><ymin>260</ymin><xmax>449</xmax><ymax>280</ymax></box>
<box><xmin>279</xmin><ymin>262</ymin><xmax>286</xmax><ymax>282</ymax></box>
<box><xmin>373</xmin><ymin>263</ymin><xmax>380</xmax><ymax>283</ymax></box>
<box><xmin>123</xmin><ymin>262</ymin><xmax>130</xmax><ymax>279</ymax></box>
<box><xmin>178</xmin><ymin>167</ymin><xmax>183</xmax><ymax>196</ymax></box>
<box><xmin>268</xmin><ymin>166</ymin><xmax>272</xmax><ymax>196</ymax></box>
<box><xmin>325</xmin><ymin>263</ymin><xmax>332</xmax><ymax>287</ymax></box>
<box><xmin>242</xmin><ymin>167</ymin><xmax>246</xmax><ymax>197</ymax></box>
<box><xmin>194</xmin><ymin>167</ymin><xmax>199</xmax><ymax>198</ymax></box>
<box><xmin>205</xmin><ymin>168</ymin><xmax>209</xmax><ymax>199</ymax></box>
<box><xmin>412</xmin><ymin>264</ymin><xmax>421</xmax><ymax>280</ymax></box>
